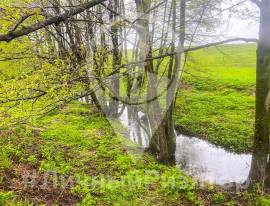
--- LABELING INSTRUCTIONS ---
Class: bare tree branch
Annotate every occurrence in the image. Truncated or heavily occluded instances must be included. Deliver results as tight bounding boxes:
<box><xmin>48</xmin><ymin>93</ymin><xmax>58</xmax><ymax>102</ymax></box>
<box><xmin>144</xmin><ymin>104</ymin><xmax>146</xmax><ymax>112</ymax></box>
<box><xmin>184</xmin><ymin>38</ymin><xmax>258</xmax><ymax>52</ymax></box>
<box><xmin>0</xmin><ymin>0</ymin><xmax>107</xmax><ymax>42</ymax></box>
<box><xmin>100</xmin><ymin>0</ymin><xmax>166</xmax><ymax>30</ymax></box>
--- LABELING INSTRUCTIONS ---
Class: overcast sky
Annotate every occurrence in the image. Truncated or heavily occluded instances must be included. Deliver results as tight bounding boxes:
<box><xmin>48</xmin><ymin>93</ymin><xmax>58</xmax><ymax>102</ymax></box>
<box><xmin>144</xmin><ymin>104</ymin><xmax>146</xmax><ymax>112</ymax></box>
<box><xmin>221</xmin><ymin>0</ymin><xmax>259</xmax><ymax>39</ymax></box>
<box><xmin>120</xmin><ymin>0</ymin><xmax>260</xmax><ymax>48</ymax></box>
<box><xmin>225</xmin><ymin>18</ymin><xmax>258</xmax><ymax>39</ymax></box>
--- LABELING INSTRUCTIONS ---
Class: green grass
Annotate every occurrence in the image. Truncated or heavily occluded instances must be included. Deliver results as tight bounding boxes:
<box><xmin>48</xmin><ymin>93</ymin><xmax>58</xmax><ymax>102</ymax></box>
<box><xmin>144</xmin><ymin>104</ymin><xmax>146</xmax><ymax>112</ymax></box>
<box><xmin>0</xmin><ymin>43</ymin><xmax>268</xmax><ymax>205</ymax></box>
<box><xmin>0</xmin><ymin>102</ymin><xmax>200</xmax><ymax>205</ymax></box>
<box><xmin>0</xmin><ymin>102</ymin><xmax>269</xmax><ymax>205</ymax></box>
<box><xmin>174</xmin><ymin>43</ymin><xmax>256</xmax><ymax>153</ymax></box>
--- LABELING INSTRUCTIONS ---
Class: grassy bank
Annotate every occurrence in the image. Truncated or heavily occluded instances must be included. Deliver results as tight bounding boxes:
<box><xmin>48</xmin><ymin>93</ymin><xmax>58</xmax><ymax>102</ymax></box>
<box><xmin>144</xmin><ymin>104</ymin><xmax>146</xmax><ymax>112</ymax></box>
<box><xmin>1</xmin><ymin>102</ymin><xmax>268</xmax><ymax>205</ymax></box>
<box><xmin>174</xmin><ymin>44</ymin><xmax>256</xmax><ymax>153</ymax></box>
<box><xmin>0</xmin><ymin>102</ymin><xmax>201</xmax><ymax>205</ymax></box>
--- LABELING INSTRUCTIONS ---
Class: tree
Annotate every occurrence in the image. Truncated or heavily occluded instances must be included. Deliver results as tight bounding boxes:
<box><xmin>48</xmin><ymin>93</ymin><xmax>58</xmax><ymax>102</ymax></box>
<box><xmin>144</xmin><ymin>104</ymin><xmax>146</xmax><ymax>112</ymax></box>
<box><xmin>248</xmin><ymin>0</ymin><xmax>270</xmax><ymax>189</ymax></box>
<box><xmin>164</xmin><ymin>0</ymin><xmax>186</xmax><ymax>163</ymax></box>
<box><xmin>0</xmin><ymin>0</ymin><xmax>107</xmax><ymax>42</ymax></box>
<box><xmin>134</xmin><ymin>0</ymin><xmax>165</xmax><ymax>161</ymax></box>
<box><xmin>108</xmin><ymin>0</ymin><xmax>121</xmax><ymax>118</ymax></box>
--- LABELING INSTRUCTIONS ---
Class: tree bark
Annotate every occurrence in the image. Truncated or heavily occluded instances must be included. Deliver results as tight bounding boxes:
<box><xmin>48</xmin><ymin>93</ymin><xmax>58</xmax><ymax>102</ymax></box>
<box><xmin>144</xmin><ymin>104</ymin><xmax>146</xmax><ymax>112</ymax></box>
<box><xmin>134</xmin><ymin>0</ymin><xmax>170</xmax><ymax>163</ymax></box>
<box><xmin>249</xmin><ymin>0</ymin><xmax>270</xmax><ymax>189</ymax></box>
<box><xmin>108</xmin><ymin>0</ymin><xmax>121</xmax><ymax>118</ymax></box>
<box><xmin>164</xmin><ymin>0</ymin><xmax>185</xmax><ymax>163</ymax></box>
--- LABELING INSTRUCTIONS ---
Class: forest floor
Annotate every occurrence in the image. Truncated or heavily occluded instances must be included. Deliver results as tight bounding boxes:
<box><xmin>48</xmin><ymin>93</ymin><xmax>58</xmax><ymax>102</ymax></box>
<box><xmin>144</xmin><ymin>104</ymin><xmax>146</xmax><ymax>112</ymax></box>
<box><xmin>174</xmin><ymin>43</ymin><xmax>256</xmax><ymax>153</ymax></box>
<box><xmin>0</xmin><ymin>102</ymin><xmax>269</xmax><ymax>205</ymax></box>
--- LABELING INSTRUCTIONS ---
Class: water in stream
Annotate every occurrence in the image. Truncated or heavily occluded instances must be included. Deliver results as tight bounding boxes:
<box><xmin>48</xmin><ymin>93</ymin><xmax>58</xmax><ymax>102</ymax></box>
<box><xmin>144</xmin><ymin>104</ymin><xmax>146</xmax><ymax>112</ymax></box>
<box><xmin>119</xmin><ymin>105</ymin><xmax>252</xmax><ymax>185</ymax></box>
<box><xmin>175</xmin><ymin>135</ymin><xmax>251</xmax><ymax>184</ymax></box>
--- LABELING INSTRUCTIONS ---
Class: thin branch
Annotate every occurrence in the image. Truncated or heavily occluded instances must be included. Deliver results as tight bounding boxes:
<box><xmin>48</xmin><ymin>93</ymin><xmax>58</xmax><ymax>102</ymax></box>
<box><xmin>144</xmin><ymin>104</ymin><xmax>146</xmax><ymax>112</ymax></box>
<box><xmin>0</xmin><ymin>89</ymin><xmax>47</xmax><ymax>104</ymax></box>
<box><xmin>100</xmin><ymin>0</ymin><xmax>166</xmax><ymax>30</ymax></box>
<box><xmin>184</xmin><ymin>38</ymin><xmax>258</xmax><ymax>52</ymax></box>
<box><xmin>9</xmin><ymin>12</ymin><xmax>37</xmax><ymax>32</ymax></box>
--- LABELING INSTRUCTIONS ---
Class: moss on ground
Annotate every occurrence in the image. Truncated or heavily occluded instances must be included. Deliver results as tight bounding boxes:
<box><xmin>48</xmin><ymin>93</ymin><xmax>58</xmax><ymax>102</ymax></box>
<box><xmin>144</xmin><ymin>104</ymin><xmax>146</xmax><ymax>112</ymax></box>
<box><xmin>174</xmin><ymin>44</ymin><xmax>256</xmax><ymax>153</ymax></box>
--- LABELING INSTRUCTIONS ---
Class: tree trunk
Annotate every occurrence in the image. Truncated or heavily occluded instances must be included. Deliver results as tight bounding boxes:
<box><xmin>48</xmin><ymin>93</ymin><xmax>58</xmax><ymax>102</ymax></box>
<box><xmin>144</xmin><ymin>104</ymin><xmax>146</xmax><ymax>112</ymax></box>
<box><xmin>249</xmin><ymin>0</ymin><xmax>270</xmax><ymax>189</ymax></box>
<box><xmin>164</xmin><ymin>0</ymin><xmax>186</xmax><ymax>163</ymax></box>
<box><xmin>134</xmin><ymin>0</ymin><xmax>169</xmax><ymax>163</ymax></box>
<box><xmin>108</xmin><ymin>0</ymin><xmax>121</xmax><ymax>118</ymax></box>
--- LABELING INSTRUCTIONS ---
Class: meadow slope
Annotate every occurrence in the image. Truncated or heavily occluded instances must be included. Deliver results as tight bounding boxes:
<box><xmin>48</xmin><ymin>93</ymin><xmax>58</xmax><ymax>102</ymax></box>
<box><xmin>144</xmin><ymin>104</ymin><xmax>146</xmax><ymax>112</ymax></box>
<box><xmin>174</xmin><ymin>43</ymin><xmax>256</xmax><ymax>153</ymax></box>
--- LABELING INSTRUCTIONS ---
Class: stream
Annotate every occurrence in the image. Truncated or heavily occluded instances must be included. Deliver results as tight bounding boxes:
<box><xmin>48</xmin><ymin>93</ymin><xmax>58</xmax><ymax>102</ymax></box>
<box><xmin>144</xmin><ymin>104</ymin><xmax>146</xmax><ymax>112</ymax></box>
<box><xmin>118</xmin><ymin>105</ymin><xmax>252</xmax><ymax>185</ymax></box>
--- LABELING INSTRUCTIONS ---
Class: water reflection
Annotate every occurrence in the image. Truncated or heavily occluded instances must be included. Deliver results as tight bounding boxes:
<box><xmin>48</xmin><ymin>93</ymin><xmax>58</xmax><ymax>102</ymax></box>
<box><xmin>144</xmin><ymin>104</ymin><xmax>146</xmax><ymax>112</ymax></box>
<box><xmin>175</xmin><ymin>135</ymin><xmax>251</xmax><ymax>184</ymax></box>
<box><xmin>118</xmin><ymin>105</ymin><xmax>251</xmax><ymax>185</ymax></box>
<box><xmin>119</xmin><ymin>106</ymin><xmax>150</xmax><ymax>147</ymax></box>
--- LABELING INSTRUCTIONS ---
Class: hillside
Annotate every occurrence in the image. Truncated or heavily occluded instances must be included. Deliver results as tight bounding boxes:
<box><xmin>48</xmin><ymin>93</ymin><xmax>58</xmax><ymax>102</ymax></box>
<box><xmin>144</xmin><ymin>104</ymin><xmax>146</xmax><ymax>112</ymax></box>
<box><xmin>175</xmin><ymin>44</ymin><xmax>256</xmax><ymax>153</ymax></box>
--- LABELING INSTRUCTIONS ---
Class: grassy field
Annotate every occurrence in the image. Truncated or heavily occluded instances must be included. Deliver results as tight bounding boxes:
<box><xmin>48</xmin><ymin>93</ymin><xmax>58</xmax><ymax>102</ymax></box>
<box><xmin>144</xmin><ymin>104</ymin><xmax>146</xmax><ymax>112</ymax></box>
<box><xmin>1</xmin><ymin>102</ymin><xmax>269</xmax><ymax>205</ymax></box>
<box><xmin>174</xmin><ymin>43</ymin><xmax>256</xmax><ymax>153</ymax></box>
<box><xmin>0</xmin><ymin>103</ymin><xmax>198</xmax><ymax>205</ymax></box>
